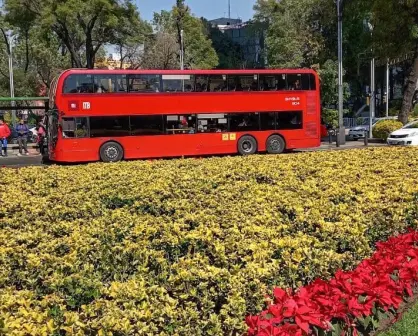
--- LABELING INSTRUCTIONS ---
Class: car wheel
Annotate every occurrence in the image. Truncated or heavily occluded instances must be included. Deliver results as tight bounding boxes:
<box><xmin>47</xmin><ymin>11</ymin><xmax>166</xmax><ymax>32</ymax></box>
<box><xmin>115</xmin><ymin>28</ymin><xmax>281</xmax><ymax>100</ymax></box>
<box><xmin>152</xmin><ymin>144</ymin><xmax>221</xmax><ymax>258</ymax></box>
<box><xmin>100</xmin><ymin>142</ymin><xmax>124</xmax><ymax>162</ymax></box>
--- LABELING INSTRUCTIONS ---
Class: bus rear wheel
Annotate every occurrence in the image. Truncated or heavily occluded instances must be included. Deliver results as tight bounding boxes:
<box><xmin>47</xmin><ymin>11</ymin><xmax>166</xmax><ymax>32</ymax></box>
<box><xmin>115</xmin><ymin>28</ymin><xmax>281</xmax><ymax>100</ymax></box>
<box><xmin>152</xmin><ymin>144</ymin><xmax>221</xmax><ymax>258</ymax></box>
<box><xmin>266</xmin><ymin>135</ymin><xmax>285</xmax><ymax>154</ymax></box>
<box><xmin>100</xmin><ymin>142</ymin><xmax>124</xmax><ymax>162</ymax></box>
<box><xmin>238</xmin><ymin>135</ymin><xmax>257</xmax><ymax>155</ymax></box>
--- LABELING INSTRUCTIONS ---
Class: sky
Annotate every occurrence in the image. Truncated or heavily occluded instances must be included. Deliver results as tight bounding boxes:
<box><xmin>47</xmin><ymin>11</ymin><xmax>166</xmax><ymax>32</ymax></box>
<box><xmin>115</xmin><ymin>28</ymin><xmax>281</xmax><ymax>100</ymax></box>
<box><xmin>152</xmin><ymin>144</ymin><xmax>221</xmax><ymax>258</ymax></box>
<box><xmin>135</xmin><ymin>0</ymin><xmax>256</xmax><ymax>22</ymax></box>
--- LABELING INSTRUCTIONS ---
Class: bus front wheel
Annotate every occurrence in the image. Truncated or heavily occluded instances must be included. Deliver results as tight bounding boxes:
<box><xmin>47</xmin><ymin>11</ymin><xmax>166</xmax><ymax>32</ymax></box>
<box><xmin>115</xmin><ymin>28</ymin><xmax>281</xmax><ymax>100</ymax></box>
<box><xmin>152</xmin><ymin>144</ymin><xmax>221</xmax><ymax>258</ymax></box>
<box><xmin>266</xmin><ymin>135</ymin><xmax>285</xmax><ymax>154</ymax></box>
<box><xmin>238</xmin><ymin>136</ymin><xmax>257</xmax><ymax>155</ymax></box>
<box><xmin>100</xmin><ymin>142</ymin><xmax>124</xmax><ymax>162</ymax></box>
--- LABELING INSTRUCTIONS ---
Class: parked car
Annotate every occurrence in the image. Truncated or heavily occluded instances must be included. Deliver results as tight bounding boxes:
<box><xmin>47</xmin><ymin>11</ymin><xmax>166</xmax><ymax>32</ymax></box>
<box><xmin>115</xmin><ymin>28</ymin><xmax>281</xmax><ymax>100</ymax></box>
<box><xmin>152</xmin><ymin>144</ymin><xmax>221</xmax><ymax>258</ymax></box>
<box><xmin>348</xmin><ymin>117</ymin><xmax>397</xmax><ymax>140</ymax></box>
<box><xmin>387</xmin><ymin>120</ymin><xmax>418</xmax><ymax>146</ymax></box>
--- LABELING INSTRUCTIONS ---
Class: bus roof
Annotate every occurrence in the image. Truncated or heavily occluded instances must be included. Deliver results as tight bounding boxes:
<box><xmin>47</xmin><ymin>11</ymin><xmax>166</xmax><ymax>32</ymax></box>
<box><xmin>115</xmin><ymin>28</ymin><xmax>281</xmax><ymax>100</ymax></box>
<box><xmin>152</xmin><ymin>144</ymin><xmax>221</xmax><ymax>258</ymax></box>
<box><xmin>59</xmin><ymin>68</ymin><xmax>318</xmax><ymax>77</ymax></box>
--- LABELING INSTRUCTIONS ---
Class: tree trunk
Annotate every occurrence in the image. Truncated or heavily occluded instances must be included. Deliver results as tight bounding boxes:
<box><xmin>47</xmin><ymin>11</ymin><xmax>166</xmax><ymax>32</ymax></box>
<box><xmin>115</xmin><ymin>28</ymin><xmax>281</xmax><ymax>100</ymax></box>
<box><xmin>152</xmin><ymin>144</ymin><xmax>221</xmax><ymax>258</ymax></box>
<box><xmin>24</xmin><ymin>29</ymin><xmax>30</xmax><ymax>73</ymax></box>
<box><xmin>399</xmin><ymin>46</ymin><xmax>418</xmax><ymax>124</ymax></box>
<box><xmin>54</xmin><ymin>27</ymin><xmax>83</xmax><ymax>68</ymax></box>
<box><xmin>390</xmin><ymin>67</ymin><xmax>394</xmax><ymax>101</ymax></box>
<box><xmin>85</xmin><ymin>33</ymin><xmax>94</xmax><ymax>69</ymax></box>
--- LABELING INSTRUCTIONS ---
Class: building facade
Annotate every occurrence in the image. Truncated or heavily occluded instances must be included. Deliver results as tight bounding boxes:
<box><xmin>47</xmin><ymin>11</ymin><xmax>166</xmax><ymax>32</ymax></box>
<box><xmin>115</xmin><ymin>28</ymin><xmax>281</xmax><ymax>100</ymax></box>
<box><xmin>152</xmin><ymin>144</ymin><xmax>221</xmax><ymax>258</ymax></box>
<box><xmin>209</xmin><ymin>18</ymin><xmax>267</xmax><ymax>68</ymax></box>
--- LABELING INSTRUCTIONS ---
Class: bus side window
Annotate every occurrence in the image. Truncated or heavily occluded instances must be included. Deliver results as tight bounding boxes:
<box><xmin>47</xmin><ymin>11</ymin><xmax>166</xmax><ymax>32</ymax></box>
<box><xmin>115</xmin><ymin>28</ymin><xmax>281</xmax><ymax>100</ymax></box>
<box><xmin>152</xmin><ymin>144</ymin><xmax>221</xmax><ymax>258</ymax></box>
<box><xmin>94</xmin><ymin>75</ymin><xmax>113</xmax><ymax>93</ymax></box>
<box><xmin>208</xmin><ymin>75</ymin><xmax>227</xmax><ymax>92</ymax></box>
<box><xmin>309</xmin><ymin>74</ymin><xmax>317</xmax><ymax>90</ymax></box>
<box><xmin>300</xmin><ymin>74</ymin><xmax>311</xmax><ymax>90</ymax></box>
<box><xmin>62</xmin><ymin>118</ymin><xmax>75</xmax><ymax>137</ymax></box>
<box><xmin>197</xmin><ymin>114</ymin><xmax>228</xmax><ymax>133</ymax></box>
<box><xmin>276</xmin><ymin>111</ymin><xmax>303</xmax><ymax>129</ymax></box>
<box><xmin>227</xmin><ymin>75</ymin><xmax>258</xmax><ymax>91</ymax></box>
<box><xmin>166</xmin><ymin>115</ymin><xmax>196</xmax><ymax>134</ymax></box>
<box><xmin>94</xmin><ymin>75</ymin><xmax>127</xmax><ymax>93</ymax></box>
<box><xmin>62</xmin><ymin>117</ymin><xmax>88</xmax><ymax>138</ymax></box>
<box><xmin>90</xmin><ymin>116</ymin><xmax>130</xmax><ymax>137</ymax></box>
<box><xmin>130</xmin><ymin>115</ymin><xmax>164</xmax><ymax>135</ymax></box>
<box><xmin>75</xmin><ymin>118</ymin><xmax>89</xmax><ymax>137</ymax></box>
<box><xmin>287</xmin><ymin>74</ymin><xmax>302</xmax><ymax>90</ymax></box>
<box><xmin>195</xmin><ymin>75</ymin><xmax>209</xmax><ymax>92</ymax></box>
<box><xmin>260</xmin><ymin>112</ymin><xmax>276</xmax><ymax>130</ymax></box>
<box><xmin>229</xmin><ymin>113</ymin><xmax>260</xmax><ymax>131</ymax></box>
<box><xmin>277</xmin><ymin>74</ymin><xmax>287</xmax><ymax>90</ymax></box>
<box><xmin>128</xmin><ymin>75</ymin><xmax>161</xmax><ymax>93</ymax></box>
<box><xmin>259</xmin><ymin>75</ymin><xmax>276</xmax><ymax>91</ymax></box>
<box><xmin>162</xmin><ymin>75</ymin><xmax>194</xmax><ymax>92</ymax></box>
<box><xmin>63</xmin><ymin>74</ymin><xmax>94</xmax><ymax>93</ymax></box>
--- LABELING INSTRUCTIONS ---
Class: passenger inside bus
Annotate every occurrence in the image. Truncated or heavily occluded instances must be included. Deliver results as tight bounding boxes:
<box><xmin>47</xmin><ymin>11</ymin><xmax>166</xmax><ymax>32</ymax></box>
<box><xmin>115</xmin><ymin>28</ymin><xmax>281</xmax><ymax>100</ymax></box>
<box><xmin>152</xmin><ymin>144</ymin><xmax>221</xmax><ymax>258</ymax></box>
<box><xmin>292</xmin><ymin>80</ymin><xmax>301</xmax><ymax>90</ymax></box>
<box><xmin>238</xmin><ymin>118</ymin><xmax>249</xmax><ymax>127</ymax></box>
<box><xmin>250</xmin><ymin>81</ymin><xmax>258</xmax><ymax>91</ymax></box>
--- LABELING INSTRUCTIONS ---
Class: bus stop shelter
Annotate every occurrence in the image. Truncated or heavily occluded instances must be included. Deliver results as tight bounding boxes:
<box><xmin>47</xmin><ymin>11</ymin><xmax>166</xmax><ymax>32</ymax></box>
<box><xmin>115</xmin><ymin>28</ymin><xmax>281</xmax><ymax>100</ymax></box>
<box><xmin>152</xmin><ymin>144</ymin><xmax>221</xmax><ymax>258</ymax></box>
<box><xmin>0</xmin><ymin>97</ymin><xmax>49</xmax><ymax>127</ymax></box>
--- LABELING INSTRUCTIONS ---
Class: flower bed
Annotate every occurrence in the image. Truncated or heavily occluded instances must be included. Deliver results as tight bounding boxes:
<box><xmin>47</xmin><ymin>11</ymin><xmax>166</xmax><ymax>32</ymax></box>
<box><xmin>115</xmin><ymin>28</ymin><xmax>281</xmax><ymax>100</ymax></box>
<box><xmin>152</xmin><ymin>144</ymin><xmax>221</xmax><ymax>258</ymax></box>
<box><xmin>0</xmin><ymin>148</ymin><xmax>418</xmax><ymax>335</ymax></box>
<box><xmin>246</xmin><ymin>230</ymin><xmax>418</xmax><ymax>336</ymax></box>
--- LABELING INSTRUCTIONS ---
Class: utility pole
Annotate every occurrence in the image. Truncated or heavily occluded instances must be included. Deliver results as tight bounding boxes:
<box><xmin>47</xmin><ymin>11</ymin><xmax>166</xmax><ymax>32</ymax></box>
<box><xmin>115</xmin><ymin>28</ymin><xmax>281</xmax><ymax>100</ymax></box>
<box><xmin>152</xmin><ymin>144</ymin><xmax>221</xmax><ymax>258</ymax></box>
<box><xmin>180</xmin><ymin>29</ymin><xmax>184</xmax><ymax>70</ymax></box>
<box><xmin>366</xmin><ymin>21</ymin><xmax>375</xmax><ymax>138</ymax></box>
<box><xmin>228</xmin><ymin>0</ymin><xmax>231</xmax><ymax>19</ymax></box>
<box><xmin>337</xmin><ymin>0</ymin><xmax>345</xmax><ymax>144</ymax></box>
<box><xmin>5</xmin><ymin>31</ymin><xmax>16</xmax><ymax>127</ymax></box>
<box><xmin>370</xmin><ymin>56</ymin><xmax>375</xmax><ymax>137</ymax></box>
<box><xmin>386</xmin><ymin>59</ymin><xmax>390</xmax><ymax>117</ymax></box>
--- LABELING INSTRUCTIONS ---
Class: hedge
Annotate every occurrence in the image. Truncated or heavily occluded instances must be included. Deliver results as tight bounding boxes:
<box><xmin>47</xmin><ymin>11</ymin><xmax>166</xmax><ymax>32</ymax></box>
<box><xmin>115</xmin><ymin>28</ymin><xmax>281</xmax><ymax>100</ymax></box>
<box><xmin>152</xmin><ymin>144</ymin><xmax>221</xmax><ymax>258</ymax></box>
<box><xmin>1</xmin><ymin>148</ymin><xmax>418</xmax><ymax>335</ymax></box>
<box><xmin>373</xmin><ymin>120</ymin><xmax>403</xmax><ymax>140</ymax></box>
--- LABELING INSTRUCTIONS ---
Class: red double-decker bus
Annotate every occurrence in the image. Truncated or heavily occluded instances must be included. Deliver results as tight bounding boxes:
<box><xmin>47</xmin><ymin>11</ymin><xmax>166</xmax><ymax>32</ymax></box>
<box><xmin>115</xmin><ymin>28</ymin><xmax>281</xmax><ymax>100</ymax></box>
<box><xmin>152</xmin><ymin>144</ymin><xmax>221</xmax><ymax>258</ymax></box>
<box><xmin>46</xmin><ymin>69</ymin><xmax>320</xmax><ymax>162</ymax></box>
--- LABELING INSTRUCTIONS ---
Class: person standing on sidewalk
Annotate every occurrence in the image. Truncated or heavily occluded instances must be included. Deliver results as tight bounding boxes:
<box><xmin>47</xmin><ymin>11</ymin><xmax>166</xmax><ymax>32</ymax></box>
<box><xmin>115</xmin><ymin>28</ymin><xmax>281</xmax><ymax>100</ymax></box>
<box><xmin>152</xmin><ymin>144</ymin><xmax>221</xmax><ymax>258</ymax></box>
<box><xmin>15</xmin><ymin>119</ymin><xmax>29</xmax><ymax>156</ymax></box>
<box><xmin>36</xmin><ymin>121</ymin><xmax>46</xmax><ymax>155</ymax></box>
<box><xmin>0</xmin><ymin>119</ymin><xmax>11</xmax><ymax>157</ymax></box>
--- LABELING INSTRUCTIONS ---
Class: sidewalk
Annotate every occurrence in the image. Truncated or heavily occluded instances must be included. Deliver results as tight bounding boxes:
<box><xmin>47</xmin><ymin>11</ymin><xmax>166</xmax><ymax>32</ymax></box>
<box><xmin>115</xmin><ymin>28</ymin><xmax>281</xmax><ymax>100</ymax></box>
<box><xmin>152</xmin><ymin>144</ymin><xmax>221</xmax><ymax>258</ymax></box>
<box><xmin>3</xmin><ymin>143</ymin><xmax>40</xmax><ymax>157</ymax></box>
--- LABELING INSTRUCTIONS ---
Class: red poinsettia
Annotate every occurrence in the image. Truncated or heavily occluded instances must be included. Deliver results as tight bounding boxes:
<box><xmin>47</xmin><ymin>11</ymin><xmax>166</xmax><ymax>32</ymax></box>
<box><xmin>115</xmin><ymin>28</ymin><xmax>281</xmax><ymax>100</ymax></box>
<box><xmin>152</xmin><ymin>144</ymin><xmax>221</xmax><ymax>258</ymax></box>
<box><xmin>246</xmin><ymin>230</ymin><xmax>418</xmax><ymax>336</ymax></box>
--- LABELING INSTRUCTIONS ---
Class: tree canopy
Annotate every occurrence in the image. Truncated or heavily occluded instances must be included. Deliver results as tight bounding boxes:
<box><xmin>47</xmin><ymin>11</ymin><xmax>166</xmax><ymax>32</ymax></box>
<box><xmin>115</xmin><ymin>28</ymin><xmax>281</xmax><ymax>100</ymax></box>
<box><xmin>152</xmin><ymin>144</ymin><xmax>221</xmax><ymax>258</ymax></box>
<box><xmin>145</xmin><ymin>1</ymin><xmax>218</xmax><ymax>70</ymax></box>
<box><xmin>4</xmin><ymin>0</ymin><xmax>150</xmax><ymax>69</ymax></box>
<box><xmin>371</xmin><ymin>0</ymin><xmax>418</xmax><ymax>123</ymax></box>
<box><xmin>253</xmin><ymin>0</ymin><xmax>418</xmax><ymax>122</ymax></box>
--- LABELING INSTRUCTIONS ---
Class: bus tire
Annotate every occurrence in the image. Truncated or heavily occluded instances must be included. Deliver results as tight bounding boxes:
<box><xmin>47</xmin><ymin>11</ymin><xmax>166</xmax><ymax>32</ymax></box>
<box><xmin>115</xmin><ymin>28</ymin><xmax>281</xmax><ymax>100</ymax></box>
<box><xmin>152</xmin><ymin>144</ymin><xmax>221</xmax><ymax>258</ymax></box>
<box><xmin>238</xmin><ymin>135</ymin><xmax>257</xmax><ymax>155</ymax></box>
<box><xmin>100</xmin><ymin>142</ymin><xmax>124</xmax><ymax>162</ymax></box>
<box><xmin>266</xmin><ymin>134</ymin><xmax>286</xmax><ymax>154</ymax></box>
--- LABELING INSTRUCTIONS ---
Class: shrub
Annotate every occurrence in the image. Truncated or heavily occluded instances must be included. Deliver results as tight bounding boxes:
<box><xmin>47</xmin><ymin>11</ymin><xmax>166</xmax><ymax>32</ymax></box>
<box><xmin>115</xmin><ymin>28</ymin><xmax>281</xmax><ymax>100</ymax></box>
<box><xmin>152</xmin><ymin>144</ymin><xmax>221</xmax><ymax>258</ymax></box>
<box><xmin>1</xmin><ymin>148</ymin><xmax>418</xmax><ymax>335</ymax></box>
<box><xmin>322</xmin><ymin>108</ymin><xmax>349</xmax><ymax>128</ymax></box>
<box><xmin>373</xmin><ymin>120</ymin><xmax>403</xmax><ymax>139</ymax></box>
<box><xmin>412</xmin><ymin>104</ymin><xmax>418</xmax><ymax>118</ymax></box>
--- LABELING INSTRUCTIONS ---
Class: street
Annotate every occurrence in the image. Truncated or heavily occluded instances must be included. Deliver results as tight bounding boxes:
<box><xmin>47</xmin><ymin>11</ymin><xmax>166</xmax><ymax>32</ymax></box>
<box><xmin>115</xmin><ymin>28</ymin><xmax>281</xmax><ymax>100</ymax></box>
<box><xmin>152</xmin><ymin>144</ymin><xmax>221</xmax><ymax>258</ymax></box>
<box><xmin>0</xmin><ymin>154</ymin><xmax>43</xmax><ymax>168</ymax></box>
<box><xmin>0</xmin><ymin>141</ymin><xmax>387</xmax><ymax>168</ymax></box>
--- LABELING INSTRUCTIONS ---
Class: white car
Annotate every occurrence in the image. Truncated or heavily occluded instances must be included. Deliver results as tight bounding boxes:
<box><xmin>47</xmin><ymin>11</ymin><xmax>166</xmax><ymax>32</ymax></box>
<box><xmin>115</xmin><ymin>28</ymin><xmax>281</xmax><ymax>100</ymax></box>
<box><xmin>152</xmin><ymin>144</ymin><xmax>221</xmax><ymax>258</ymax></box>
<box><xmin>387</xmin><ymin>120</ymin><xmax>418</xmax><ymax>146</ymax></box>
<box><xmin>349</xmin><ymin>117</ymin><xmax>397</xmax><ymax>140</ymax></box>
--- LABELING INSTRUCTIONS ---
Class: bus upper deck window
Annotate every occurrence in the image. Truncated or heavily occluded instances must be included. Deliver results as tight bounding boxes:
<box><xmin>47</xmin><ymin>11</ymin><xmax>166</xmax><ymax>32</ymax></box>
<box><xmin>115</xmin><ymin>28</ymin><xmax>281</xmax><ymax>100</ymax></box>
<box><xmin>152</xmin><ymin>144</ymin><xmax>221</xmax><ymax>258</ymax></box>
<box><xmin>63</xmin><ymin>75</ymin><xmax>94</xmax><ymax>93</ymax></box>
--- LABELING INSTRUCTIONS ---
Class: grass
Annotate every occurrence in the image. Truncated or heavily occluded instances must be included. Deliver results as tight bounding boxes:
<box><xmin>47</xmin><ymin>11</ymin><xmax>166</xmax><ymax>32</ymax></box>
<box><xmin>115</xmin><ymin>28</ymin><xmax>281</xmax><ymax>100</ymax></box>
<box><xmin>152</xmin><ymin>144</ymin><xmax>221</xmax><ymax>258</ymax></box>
<box><xmin>380</xmin><ymin>302</ymin><xmax>418</xmax><ymax>336</ymax></box>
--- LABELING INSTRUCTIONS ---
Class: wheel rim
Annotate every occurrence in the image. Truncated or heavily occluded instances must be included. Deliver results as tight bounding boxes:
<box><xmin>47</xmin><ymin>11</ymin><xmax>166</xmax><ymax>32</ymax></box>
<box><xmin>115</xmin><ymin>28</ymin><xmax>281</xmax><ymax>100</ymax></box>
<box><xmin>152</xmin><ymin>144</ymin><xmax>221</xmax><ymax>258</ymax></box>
<box><xmin>270</xmin><ymin>139</ymin><xmax>281</xmax><ymax>151</ymax></box>
<box><xmin>242</xmin><ymin>140</ymin><xmax>253</xmax><ymax>153</ymax></box>
<box><xmin>105</xmin><ymin>146</ymin><xmax>119</xmax><ymax>160</ymax></box>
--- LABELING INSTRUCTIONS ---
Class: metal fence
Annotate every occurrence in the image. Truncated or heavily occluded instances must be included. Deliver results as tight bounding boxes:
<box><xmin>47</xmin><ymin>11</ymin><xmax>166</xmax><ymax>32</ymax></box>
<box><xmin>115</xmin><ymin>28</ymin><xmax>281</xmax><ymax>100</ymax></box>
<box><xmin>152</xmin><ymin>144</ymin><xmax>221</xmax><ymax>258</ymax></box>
<box><xmin>343</xmin><ymin>118</ymin><xmax>358</xmax><ymax>128</ymax></box>
<box><xmin>343</xmin><ymin>118</ymin><xmax>370</xmax><ymax>128</ymax></box>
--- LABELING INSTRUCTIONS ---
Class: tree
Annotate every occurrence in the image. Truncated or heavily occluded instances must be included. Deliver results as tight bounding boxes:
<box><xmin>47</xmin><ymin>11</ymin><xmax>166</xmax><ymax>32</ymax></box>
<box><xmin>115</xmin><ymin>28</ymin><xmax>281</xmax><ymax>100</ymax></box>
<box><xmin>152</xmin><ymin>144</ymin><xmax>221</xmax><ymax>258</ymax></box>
<box><xmin>27</xmin><ymin>29</ymin><xmax>71</xmax><ymax>89</ymax></box>
<box><xmin>141</xmin><ymin>32</ymin><xmax>179</xmax><ymax>70</ymax></box>
<box><xmin>5</xmin><ymin>0</ymin><xmax>149</xmax><ymax>69</ymax></box>
<box><xmin>371</xmin><ymin>0</ymin><xmax>418</xmax><ymax>124</ymax></box>
<box><xmin>253</xmin><ymin>0</ymin><xmax>281</xmax><ymax>24</ymax></box>
<box><xmin>253</xmin><ymin>0</ymin><xmax>330</xmax><ymax>68</ymax></box>
<box><xmin>315</xmin><ymin>59</ymin><xmax>350</xmax><ymax>107</ymax></box>
<box><xmin>152</xmin><ymin>1</ymin><xmax>218</xmax><ymax>69</ymax></box>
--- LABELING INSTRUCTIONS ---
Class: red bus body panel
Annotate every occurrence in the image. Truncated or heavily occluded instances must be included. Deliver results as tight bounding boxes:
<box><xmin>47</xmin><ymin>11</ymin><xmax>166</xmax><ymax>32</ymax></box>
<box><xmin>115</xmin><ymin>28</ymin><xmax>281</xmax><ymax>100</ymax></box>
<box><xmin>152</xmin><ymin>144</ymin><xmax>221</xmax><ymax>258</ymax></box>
<box><xmin>51</xmin><ymin>69</ymin><xmax>321</xmax><ymax>162</ymax></box>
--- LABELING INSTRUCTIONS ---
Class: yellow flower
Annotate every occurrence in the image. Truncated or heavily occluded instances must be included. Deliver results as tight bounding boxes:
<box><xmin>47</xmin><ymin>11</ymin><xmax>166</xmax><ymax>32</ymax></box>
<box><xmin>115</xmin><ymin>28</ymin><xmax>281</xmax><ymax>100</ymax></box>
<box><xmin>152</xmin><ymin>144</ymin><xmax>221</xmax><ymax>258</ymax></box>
<box><xmin>1</xmin><ymin>147</ymin><xmax>418</xmax><ymax>335</ymax></box>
